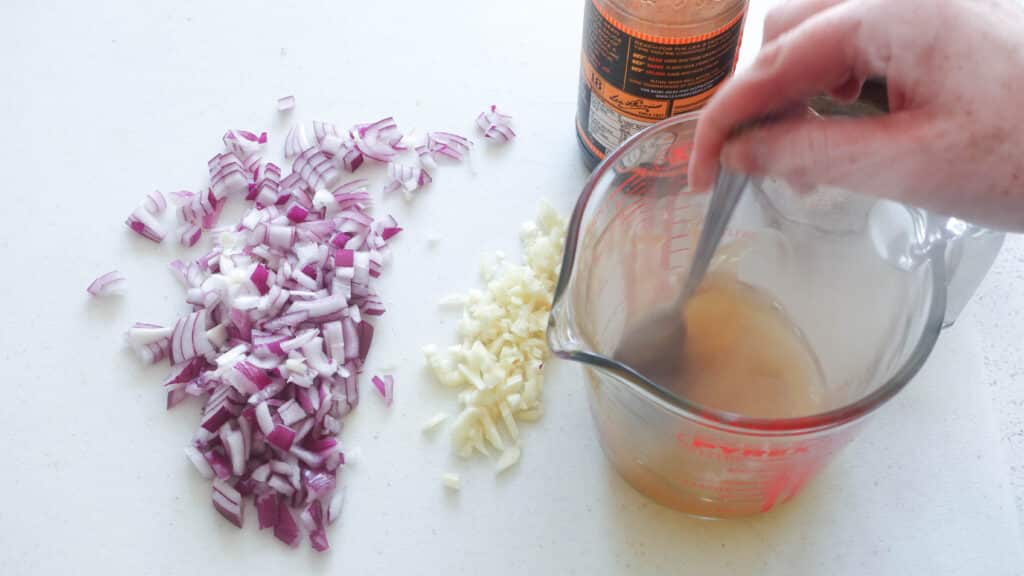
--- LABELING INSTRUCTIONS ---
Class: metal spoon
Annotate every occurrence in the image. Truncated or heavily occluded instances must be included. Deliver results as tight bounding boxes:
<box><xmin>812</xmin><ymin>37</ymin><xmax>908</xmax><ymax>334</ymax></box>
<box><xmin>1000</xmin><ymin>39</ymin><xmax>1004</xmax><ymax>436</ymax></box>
<box><xmin>613</xmin><ymin>166</ymin><xmax>750</xmax><ymax>388</ymax></box>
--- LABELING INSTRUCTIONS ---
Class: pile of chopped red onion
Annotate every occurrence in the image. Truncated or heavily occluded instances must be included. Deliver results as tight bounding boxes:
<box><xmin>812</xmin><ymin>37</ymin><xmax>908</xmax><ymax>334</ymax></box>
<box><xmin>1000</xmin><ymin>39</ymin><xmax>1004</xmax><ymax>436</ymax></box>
<box><xmin>110</xmin><ymin>107</ymin><xmax>512</xmax><ymax>552</ymax></box>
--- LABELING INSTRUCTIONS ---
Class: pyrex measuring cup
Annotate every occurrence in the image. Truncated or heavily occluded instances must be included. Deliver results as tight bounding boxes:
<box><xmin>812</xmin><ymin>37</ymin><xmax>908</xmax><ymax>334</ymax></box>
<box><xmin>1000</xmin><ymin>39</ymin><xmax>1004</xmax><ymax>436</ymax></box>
<box><xmin>547</xmin><ymin>111</ymin><xmax>1004</xmax><ymax>517</ymax></box>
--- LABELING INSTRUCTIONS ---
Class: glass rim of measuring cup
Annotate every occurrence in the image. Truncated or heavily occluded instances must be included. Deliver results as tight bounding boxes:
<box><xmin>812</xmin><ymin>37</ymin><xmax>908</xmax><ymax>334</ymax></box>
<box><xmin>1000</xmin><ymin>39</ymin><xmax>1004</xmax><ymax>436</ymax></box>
<box><xmin>549</xmin><ymin>111</ymin><xmax>949</xmax><ymax>436</ymax></box>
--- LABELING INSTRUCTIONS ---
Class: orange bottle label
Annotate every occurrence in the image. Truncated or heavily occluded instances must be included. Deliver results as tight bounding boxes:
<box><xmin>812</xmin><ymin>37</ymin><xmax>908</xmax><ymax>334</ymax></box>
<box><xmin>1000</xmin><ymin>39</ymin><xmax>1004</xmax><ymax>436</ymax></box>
<box><xmin>577</xmin><ymin>0</ymin><xmax>746</xmax><ymax>160</ymax></box>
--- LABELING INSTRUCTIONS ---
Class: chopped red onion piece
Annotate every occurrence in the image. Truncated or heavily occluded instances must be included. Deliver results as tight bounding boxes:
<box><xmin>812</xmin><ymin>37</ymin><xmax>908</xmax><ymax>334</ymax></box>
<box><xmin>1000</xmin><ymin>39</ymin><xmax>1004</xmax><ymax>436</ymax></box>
<box><xmin>274</xmin><ymin>499</ymin><xmax>301</xmax><ymax>547</ymax></box>
<box><xmin>251</xmin><ymin>463</ymin><xmax>271</xmax><ymax>483</ymax></box>
<box><xmin>268</xmin><ymin>475</ymin><xmax>295</xmax><ymax>496</ymax></box>
<box><xmin>278</xmin><ymin>399</ymin><xmax>307</xmax><ymax>426</ymax></box>
<box><xmin>253</xmin><ymin>163</ymin><xmax>282</xmax><ymax>205</ymax></box>
<box><xmin>222</xmin><ymin>130</ymin><xmax>267</xmax><ymax>158</ymax></box>
<box><xmin>415</xmin><ymin>144</ymin><xmax>437</xmax><ymax>170</ymax></box>
<box><xmin>287</xmin><ymin>293</ymin><xmax>346</xmax><ymax>320</ymax></box>
<box><xmin>200</xmin><ymin>195</ymin><xmax>226</xmax><ymax>230</ymax></box>
<box><xmin>358</xmin><ymin>321</ymin><xmax>374</xmax><ymax>362</ymax></box>
<box><xmin>284</xmin><ymin>125</ymin><xmax>310</xmax><ymax>160</ymax></box>
<box><xmin>372</xmin><ymin>374</ymin><xmax>394</xmax><ymax>406</ymax></box>
<box><xmin>209</xmin><ymin>153</ymin><xmax>249</xmax><ymax>199</ymax></box>
<box><xmin>255</xmin><ymin>402</ymin><xmax>275</xmax><ymax>435</ymax></box>
<box><xmin>184</xmin><ymin>445</ymin><xmax>214</xmax><ymax>479</ymax></box>
<box><xmin>126</xmin><ymin>204</ymin><xmax>167</xmax><ymax>243</ymax></box>
<box><xmin>212</xmin><ymin>479</ymin><xmax>244</xmax><ymax>528</ymax></box>
<box><xmin>238</xmin><ymin>416</ymin><xmax>253</xmax><ymax>461</ymax></box>
<box><xmin>293</xmin><ymin>417</ymin><xmax>316</xmax><ymax>445</ymax></box>
<box><xmin>331</xmin><ymin>179</ymin><xmax>369</xmax><ymax>202</ymax></box>
<box><xmin>286</xmin><ymin>203</ymin><xmax>309</xmax><ymax>223</ymax></box>
<box><xmin>295</xmin><ymin>386</ymin><xmax>315</xmax><ymax>414</ymax></box>
<box><xmin>426</xmin><ymin>131</ymin><xmax>473</xmax><ymax>161</ymax></box>
<box><xmin>327</xmin><ymin>489</ymin><xmax>345</xmax><ymax>525</ymax></box>
<box><xmin>322</xmin><ymin>321</ymin><xmax>345</xmax><ymax>364</ymax></box>
<box><xmin>164</xmin><ymin>358</ymin><xmax>206</xmax><ymax>388</ymax></box>
<box><xmin>290</xmin><ymin>445</ymin><xmax>324</xmax><ymax>468</ymax></box>
<box><xmin>202</xmin><ymin>402</ymin><xmax>236</xmax><ymax>433</ymax></box>
<box><xmin>133</xmin><ymin>338</ymin><xmax>171</xmax><ymax>365</ymax></box>
<box><xmin>343</xmin><ymin>366</ymin><xmax>359</xmax><ymax>409</ymax></box>
<box><xmin>204</xmin><ymin>449</ymin><xmax>232</xmax><ymax>480</ymax></box>
<box><xmin>232</xmin><ymin>361</ymin><xmax>272</xmax><ymax>391</ymax></box>
<box><xmin>293</xmin><ymin>146</ymin><xmax>340</xmax><ymax>190</ymax></box>
<box><xmin>383</xmin><ymin>162</ymin><xmax>431</xmax><ymax>197</ymax></box>
<box><xmin>476</xmin><ymin>105</ymin><xmax>516</xmax><ymax>142</ymax></box>
<box><xmin>170</xmin><ymin>310</ymin><xmax>213</xmax><ymax>365</ymax></box>
<box><xmin>256</xmin><ymin>491</ymin><xmax>279</xmax><ymax>529</ymax></box>
<box><xmin>271</xmin><ymin>460</ymin><xmax>297</xmax><ymax>477</ymax></box>
<box><xmin>305</xmin><ymin>501</ymin><xmax>330</xmax><ymax>551</ymax></box>
<box><xmin>302</xmin><ymin>469</ymin><xmax>336</xmax><ymax>501</ymax></box>
<box><xmin>250</xmin><ymin>263</ymin><xmax>271</xmax><ymax>295</ymax></box>
<box><xmin>267</xmin><ymin>425</ymin><xmax>297</xmax><ymax>450</ymax></box>
<box><xmin>143</xmin><ymin>190</ymin><xmax>168</xmax><ymax>215</ymax></box>
<box><xmin>377</xmin><ymin>215</ymin><xmax>402</xmax><ymax>240</ymax></box>
<box><xmin>169</xmin><ymin>190</ymin><xmax>194</xmax><ymax>204</ymax></box>
<box><xmin>127</xmin><ymin>322</ymin><xmax>171</xmax><ymax>344</ymax></box>
<box><xmin>313</xmin><ymin>121</ymin><xmax>339</xmax><ymax>143</ymax></box>
<box><xmin>304</xmin><ymin>436</ymin><xmax>337</xmax><ymax>454</ymax></box>
<box><xmin>86</xmin><ymin>270</ymin><xmax>125</xmax><ymax>297</ymax></box>
<box><xmin>179</xmin><ymin>224</ymin><xmax>202</xmax><ymax>247</ymax></box>
<box><xmin>352</xmin><ymin>116</ymin><xmax>405</xmax><ymax>162</ymax></box>
<box><xmin>336</xmin><ymin>138</ymin><xmax>364</xmax><ymax>173</ymax></box>
<box><xmin>302</xmin><ymin>338</ymin><xmax>337</xmax><ymax>376</ymax></box>
<box><xmin>277</xmin><ymin>95</ymin><xmax>296</xmax><ymax>112</ymax></box>
<box><xmin>223</xmin><ymin>427</ymin><xmax>246</xmax><ymax>475</ymax></box>
<box><xmin>268</xmin><ymin>225</ymin><xmax>296</xmax><ymax>249</ymax></box>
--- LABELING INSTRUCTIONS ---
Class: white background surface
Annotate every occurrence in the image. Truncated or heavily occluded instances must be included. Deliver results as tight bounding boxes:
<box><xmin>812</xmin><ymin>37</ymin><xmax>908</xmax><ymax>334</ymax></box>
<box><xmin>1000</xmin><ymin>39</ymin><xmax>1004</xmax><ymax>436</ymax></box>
<box><xmin>1</xmin><ymin>1</ymin><xmax>1022</xmax><ymax>574</ymax></box>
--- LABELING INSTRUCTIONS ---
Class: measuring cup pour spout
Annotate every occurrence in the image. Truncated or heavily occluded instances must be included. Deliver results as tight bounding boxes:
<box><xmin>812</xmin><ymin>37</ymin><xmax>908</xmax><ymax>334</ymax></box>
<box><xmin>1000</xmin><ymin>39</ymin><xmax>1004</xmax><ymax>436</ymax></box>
<box><xmin>545</xmin><ymin>160</ymin><xmax>687</xmax><ymax>410</ymax></box>
<box><xmin>548</xmin><ymin>278</ymin><xmax>667</xmax><ymax>402</ymax></box>
<box><xmin>546</xmin><ymin>205</ymin><xmax>638</xmax><ymax>386</ymax></box>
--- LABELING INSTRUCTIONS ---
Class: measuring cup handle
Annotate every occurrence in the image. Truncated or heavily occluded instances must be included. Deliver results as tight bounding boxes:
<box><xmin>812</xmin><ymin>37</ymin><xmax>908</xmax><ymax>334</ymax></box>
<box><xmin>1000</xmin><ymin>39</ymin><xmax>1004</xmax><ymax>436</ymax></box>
<box><xmin>942</xmin><ymin>225</ymin><xmax>1005</xmax><ymax>327</ymax></box>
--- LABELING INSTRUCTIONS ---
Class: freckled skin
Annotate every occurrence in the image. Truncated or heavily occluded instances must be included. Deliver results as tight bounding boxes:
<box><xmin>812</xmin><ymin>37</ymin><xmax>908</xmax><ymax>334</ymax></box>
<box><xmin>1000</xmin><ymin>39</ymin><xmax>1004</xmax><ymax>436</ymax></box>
<box><xmin>688</xmin><ymin>0</ymin><xmax>1024</xmax><ymax>231</ymax></box>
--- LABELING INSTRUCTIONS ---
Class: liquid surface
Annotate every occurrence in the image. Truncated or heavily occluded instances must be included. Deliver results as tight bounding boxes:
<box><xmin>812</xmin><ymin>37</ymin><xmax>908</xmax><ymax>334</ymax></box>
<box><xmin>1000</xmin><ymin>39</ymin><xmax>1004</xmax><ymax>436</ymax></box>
<box><xmin>675</xmin><ymin>273</ymin><xmax>825</xmax><ymax>418</ymax></box>
<box><xmin>588</xmin><ymin>274</ymin><xmax>830</xmax><ymax>517</ymax></box>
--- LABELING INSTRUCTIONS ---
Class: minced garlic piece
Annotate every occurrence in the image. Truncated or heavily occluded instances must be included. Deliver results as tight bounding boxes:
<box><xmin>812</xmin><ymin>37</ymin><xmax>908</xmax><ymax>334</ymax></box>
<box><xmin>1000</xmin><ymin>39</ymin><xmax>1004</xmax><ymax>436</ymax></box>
<box><xmin>421</xmin><ymin>412</ymin><xmax>449</xmax><ymax>433</ymax></box>
<box><xmin>442</xmin><ymin>473</ymin><xmax>462</xmax><ymax>490</ymax></box>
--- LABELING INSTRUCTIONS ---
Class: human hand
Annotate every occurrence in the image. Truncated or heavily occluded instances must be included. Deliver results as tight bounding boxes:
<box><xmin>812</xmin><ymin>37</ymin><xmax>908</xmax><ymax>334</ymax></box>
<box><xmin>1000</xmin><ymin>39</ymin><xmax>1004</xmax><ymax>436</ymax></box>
<box><xmin>688</xmin><ymin>0</ymin><xmax>1024</xmax><ymax>231</ymax></box>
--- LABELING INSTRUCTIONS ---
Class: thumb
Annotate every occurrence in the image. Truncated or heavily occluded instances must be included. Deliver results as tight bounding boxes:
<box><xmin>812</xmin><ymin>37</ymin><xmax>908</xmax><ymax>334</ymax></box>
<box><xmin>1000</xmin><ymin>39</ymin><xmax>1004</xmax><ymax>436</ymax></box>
<box><xmin>720</xmin><ymin>113</ymin><xmax>934</xmax><ymax>200</ymax></box>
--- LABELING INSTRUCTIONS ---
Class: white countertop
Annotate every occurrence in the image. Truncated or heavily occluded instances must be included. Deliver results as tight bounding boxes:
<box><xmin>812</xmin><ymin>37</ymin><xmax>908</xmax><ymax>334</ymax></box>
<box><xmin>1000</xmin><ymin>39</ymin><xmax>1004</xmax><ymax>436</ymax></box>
<box><xmin>1</xmin><ymin>1</ymin><xmax>1021</xmax><ymax>574</ymax></box>
<box><xmin>966</xmin><ymin>235</ymin><xmax>1024</xmax><ymax>530</ymax></box>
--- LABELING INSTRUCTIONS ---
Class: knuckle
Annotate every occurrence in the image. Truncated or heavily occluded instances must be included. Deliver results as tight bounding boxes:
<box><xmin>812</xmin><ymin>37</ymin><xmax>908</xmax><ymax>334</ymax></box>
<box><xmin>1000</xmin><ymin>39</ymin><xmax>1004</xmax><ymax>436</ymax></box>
<box><xmin>754</xmin><ymin>41</ymin><xmax>785</xmax><ymax>72</ymax></box>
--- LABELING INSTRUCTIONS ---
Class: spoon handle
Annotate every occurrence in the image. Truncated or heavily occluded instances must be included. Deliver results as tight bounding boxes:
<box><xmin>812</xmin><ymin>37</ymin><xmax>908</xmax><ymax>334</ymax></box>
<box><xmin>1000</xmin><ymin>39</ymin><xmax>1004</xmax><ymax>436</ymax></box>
<box><xmin>680</xmin><ymin>167</ymin><xmax>749</xmax><ymax>302</ymax></box>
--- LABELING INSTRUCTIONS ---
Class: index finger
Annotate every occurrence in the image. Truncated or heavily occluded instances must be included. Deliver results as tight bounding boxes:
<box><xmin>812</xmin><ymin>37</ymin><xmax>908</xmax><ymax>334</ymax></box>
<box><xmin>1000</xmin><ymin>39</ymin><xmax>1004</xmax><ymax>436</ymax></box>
<box><xmin>688</xmin><ymin>2</ymin><xmax>880</xmax><ymax>191</ymax></box>
<box><xmin>763</xmin><ymin>0</ymin><xmax>849</xmax><ymax>44</ymax></box>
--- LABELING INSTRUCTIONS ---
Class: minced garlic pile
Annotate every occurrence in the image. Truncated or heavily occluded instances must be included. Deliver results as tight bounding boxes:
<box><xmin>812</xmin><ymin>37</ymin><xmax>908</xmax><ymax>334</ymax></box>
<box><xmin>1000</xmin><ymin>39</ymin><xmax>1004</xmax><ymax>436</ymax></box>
<box><xmin>423</xmin><ymin>202</ymin><xmax>566</xmax><ymax>474</ymax></box>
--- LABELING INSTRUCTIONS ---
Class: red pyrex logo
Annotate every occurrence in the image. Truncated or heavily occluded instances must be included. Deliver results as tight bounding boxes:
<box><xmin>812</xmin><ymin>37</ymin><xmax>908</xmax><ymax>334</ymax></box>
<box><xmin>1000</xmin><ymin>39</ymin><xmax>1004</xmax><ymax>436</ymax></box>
<box><xmin>677</xmin><ymin>433</ymin><xmax>811</xmax><ymax>459</ymax></box>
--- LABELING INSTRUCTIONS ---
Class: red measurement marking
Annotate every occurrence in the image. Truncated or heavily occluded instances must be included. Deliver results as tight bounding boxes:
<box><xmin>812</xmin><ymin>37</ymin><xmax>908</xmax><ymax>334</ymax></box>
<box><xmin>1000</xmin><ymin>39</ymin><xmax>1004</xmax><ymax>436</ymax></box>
<box><xmin>679</xmin><ymin>434</ymin><xmax>813</xmax><ymax>460</ymax></box>
<box><xmin>666</xmin><ymin>143</ymin><xmax>691</xmax><ymax>165</ymax></box>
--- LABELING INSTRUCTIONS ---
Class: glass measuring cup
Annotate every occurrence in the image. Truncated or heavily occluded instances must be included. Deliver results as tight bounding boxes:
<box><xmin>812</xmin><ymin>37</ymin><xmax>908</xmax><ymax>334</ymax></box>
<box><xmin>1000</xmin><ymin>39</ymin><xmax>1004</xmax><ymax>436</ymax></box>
<box><xmin>547</xmin><ymin>111</ymin><xmax>1004</xmax><ymax>517</ymax></box>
